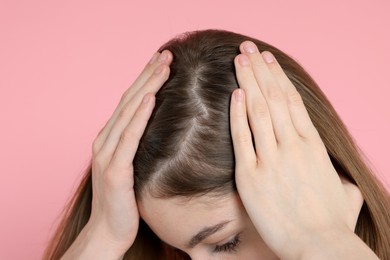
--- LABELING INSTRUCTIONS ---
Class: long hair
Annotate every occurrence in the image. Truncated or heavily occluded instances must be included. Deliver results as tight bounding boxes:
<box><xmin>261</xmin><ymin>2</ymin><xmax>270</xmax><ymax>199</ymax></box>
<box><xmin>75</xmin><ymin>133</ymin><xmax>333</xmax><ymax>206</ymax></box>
<box><xmin>43</xmin><ymin>29</ymin><xmax>390</xmax><ymax>259</ymax></box>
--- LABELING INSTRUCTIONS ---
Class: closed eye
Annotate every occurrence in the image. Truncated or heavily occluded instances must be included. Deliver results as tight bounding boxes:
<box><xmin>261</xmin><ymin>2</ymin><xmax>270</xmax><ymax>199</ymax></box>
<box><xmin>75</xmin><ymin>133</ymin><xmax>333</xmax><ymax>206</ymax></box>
<box><xmin>213</xmin><ymin>233</ymin><xmax>241</xmax><ymax>253</ymax></box>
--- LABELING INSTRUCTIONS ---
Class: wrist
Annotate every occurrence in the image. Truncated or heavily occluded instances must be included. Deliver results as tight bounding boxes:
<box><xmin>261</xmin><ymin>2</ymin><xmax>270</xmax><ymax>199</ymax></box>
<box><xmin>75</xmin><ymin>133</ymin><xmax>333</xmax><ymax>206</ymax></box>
<box><xmin>296</xmin><ymin>227</ymin><xmax>379</xmax><ymax>260</ymax></box>
<box><xmin>61</xmin><ymin>222</ymin><xmax>128</xmax><ymax>260</ymax></box>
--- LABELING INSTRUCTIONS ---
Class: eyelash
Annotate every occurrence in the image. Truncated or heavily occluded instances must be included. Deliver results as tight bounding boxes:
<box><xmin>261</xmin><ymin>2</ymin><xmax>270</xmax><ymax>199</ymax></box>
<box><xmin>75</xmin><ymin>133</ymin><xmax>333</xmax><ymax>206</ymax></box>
<box><xmin>213</xmin><ymin>233</ymin><xmax>241</xmax><ymax>253</ymax></box>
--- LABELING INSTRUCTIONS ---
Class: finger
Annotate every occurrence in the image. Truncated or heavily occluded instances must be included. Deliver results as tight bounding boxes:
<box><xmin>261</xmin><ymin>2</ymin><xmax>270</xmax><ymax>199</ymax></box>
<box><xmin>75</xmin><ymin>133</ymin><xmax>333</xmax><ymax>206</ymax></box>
<box><xmin>230</xmin><ymin>89</ymin><xmax>258</xmax><ymax>170</ymax></box>
<box><xmin>240</xmin><ymin>41</ymin><xmax>298</xmax><ymax>144</ymax></box>
<box><xmin>109</xmin><ymin>93</ymin><xmax>155</xmax><ymax>173</ymax></box>
<box><xmin>120</xmin><ymin>50</ymin><xmax>173</xmax><ymax>104</ymax></box>
<box><xmin>234</xmin><ymin>54</ymin><xmax>277</xmax><ymax>161</ymax></box>
<box><xmin>93</xmin><ymin>50</ymin><xmax>173</xmax><ymax>154</ymax></box>
<box><xmin>98</xmin><ymin>64</ymin><xmax>170</xmax><ymax>165</ymax></box>
<box><xmin>261</xmin><ymin>51</ymin><xmax>319</xmax><ymax>140</ymax></box>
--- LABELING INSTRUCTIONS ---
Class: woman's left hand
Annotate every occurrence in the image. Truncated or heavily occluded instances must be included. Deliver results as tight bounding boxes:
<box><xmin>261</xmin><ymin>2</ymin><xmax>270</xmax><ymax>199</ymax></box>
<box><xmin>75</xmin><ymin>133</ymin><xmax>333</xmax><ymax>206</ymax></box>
<box><xmin>230</xmin><ymin>41</ymin><xmax>364</xmax><ymax>259</ymax></box>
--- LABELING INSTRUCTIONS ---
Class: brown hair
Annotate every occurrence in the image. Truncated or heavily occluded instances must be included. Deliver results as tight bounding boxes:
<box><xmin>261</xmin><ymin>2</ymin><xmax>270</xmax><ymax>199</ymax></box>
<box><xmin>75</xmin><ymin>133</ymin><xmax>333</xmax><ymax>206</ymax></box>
<box><xmin>43</xmin><ymin>29</ymin><xmax>390</xmax><ymax>259</ymax></box>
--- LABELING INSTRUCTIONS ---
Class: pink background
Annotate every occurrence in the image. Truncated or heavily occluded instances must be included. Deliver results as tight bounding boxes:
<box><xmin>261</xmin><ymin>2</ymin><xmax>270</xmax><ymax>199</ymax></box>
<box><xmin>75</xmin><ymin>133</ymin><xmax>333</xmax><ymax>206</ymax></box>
<box><xmin>1</xmin><ymin>0</ymin><xmax>389</xmax><ymax>259</ymax></box>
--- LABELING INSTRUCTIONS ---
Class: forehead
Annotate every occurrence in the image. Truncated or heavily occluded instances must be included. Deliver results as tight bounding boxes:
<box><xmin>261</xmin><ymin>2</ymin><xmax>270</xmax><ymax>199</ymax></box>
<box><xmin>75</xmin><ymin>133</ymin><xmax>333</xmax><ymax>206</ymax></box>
<box><xmin>138</xmin><ymin>193</ymin><xmax>244</xmax><ymax>248</ymax></box>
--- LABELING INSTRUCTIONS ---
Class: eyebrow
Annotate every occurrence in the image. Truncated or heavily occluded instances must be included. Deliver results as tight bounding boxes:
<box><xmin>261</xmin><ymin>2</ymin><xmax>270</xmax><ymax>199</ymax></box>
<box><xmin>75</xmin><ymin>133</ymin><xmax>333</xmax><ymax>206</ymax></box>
<box><xmin>186</xmin><ymin>220</ymin><xmax>232</xmax><ymax>249</ymax></box>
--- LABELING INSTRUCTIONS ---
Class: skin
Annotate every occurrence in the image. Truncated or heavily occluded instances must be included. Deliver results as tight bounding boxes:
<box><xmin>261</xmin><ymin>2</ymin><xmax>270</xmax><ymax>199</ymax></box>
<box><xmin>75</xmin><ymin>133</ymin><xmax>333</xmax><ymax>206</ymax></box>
<box><xmin>139</xmin><ymin>192</ymin><xmax>281</xmax><ymax>259</ymax></box>
<box><xmin>62</xmin><ymin>49</ymin><xmax>174</xmax><ymax>259</ymax></box>
<box><xmin>228</xmin><ymin>42</ymin><xmax>367</xmax><ymax>258</ymax></box>
<box><xmin>138</xmin><ymin>174</ymin><xmax>362</xmax><ymax>260</ymax></box>
<box><xmin>62</xmin><ymin>42</ymin><xmax>379</xmax><ymax>260</ymax></box>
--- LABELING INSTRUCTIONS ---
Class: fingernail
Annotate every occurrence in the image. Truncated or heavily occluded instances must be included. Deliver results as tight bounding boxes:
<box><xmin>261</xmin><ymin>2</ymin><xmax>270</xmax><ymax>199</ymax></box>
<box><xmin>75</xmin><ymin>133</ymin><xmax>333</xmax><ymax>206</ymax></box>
<box><xmin>158</xmin><ymin>51</ymin><xmax>168</xmax><ymax>62</ymax></box>
<box><xmin>238</xmin><ymin>55</ymin><xmax>250</xmax><ymax>66</ymax></box>
<box><xmin>262</xmin><ymin>51</ymin><xmax>274</xmax><ymax>63</ymax></box>
<box><xmin>149</xmin><ymin>52</ymin><xmax>159</xmax><ymax>64</ymax></box>
<box><xmin>243</xmin><ymin>41</ymin><xmax>257</xmax><ymax>53</ymax></box>
<box><xmin>235</xmin><ymin>89</ymin><xmax>243</xmax><ymax>102</ymax></box>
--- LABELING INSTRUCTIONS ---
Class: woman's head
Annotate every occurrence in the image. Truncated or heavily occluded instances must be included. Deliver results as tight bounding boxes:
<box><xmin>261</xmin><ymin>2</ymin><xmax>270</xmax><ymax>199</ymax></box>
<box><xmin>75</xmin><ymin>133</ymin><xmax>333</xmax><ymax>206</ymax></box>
<box><xmin>130</xmin><ymin>29</ymin><xmax>390</xmax><ymax>258</ymax></box>
<box><xmin>132</xmin><ymin>30</ymin><xmax>310</xmax><ymax>258</ymax></box>
<box><xmin>43</xmin><ymin>29</ymin><xmax>390</xmax><ymax>260</ymax></box>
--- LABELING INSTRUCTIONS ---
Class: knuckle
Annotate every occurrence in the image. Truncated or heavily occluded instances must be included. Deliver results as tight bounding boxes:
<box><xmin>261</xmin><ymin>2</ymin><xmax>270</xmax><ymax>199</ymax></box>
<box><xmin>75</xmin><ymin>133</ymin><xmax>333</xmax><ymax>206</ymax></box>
<box><xmin>96</xmin><ymin>126</ymin><xmax>105</xmax><ymax>137</ymax></box>
<box><xmin>92</xmin><ymin>131</ymin><xmax>105</xmax><ymax>155</ymax></box>
<box><xmin>92</xmin><ymin>140</ymin><xmax>100</xmax><ymax>155</ymax></box>
<box><xmin>120</xmin><ymin>88</ymin><xmax>131</xmax><ymax>103</ymax></box>
<box><xmin>233</xmin><ymin>106</ymin><xmax>247</xmax><ymax>119</ymax></box>
<box><xmin>352</xmin><ymin>185</ymin><xmax>364</xmax><ymax>203</ymax></box>
<box><xmin>153</xmin><ymin>65</ymin><xmax>170</xmax><ymax>83</ymax></box>
<box><xmin>144</xmin><ymin>63</ymin><xmax>156</xmax><ymax>75</ymax></box>
<box><xmin>92</xmin><ymin>154</ymin><xmax>106</xmax><ymax>174</ymax></box>
<box><xmin>287</xmin><ymin>90</ymin><xmax>304</xmax><ymax>106</ymax></box>
<box><xmin>265</xmin><ymin>87</ymin><xmax>284</xmax><ymax>102</ymax></box>
<box><xmin>161</xmin><ymin>66</ymin><xmax>170</xmax><ymax>81</ymax></box>
<box><xmin>103</xmin><ymin>164</ymin><xmax>133</xmax><ymax>189</ymax></box>
<box><xmin>342</xmin><ymin>179</ymin><xmax>364</xmax><ymax>206</ymax></box>
<box><xmin>252</xmin><ymin>102</ymin><xmax>269</xmax><ymax>118</ymax></box>
<box><xmin>235</xmin><ymin>132</ymin><xmax>253</xmax><ymax>145</ymax></box>
<box><xmin>120</xmin><ymin>129</ymin><xmax>138</xmax><ymax>145</ymax></box>
<box><xmin>93</xmin><ymin>152</ymin><xmax>105</xmax><ymax>165</ymax></box>
<box><xmin>118</xmin><ymin>104</ymin><xmax>132</xmax><ymax>121</ymax></box>
<box><xmin>309</xmin><ymin>132</ymin><xmax>327</xmax><ymax>151</ymax></box>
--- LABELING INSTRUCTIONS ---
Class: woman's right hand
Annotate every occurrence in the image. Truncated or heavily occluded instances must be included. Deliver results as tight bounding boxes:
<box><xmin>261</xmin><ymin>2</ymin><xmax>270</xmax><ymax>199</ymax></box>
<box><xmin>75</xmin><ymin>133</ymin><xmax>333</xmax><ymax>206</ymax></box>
<box><xmin>86</xmin><ymin>50</ymin><xmax>172</xmax><ymax>253</ymax></box>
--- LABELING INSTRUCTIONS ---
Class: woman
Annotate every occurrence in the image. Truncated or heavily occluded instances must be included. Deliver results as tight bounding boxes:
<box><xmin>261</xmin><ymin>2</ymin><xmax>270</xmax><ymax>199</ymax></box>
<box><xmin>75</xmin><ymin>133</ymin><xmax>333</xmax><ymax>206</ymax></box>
<box><xmin>43</xmin><ymin>29</ymin><xmax>390</xmax><ymax>259</ymax></box>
